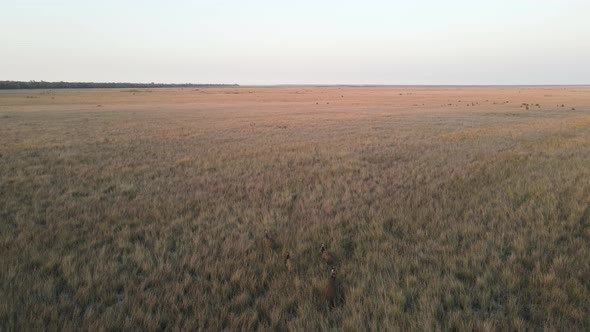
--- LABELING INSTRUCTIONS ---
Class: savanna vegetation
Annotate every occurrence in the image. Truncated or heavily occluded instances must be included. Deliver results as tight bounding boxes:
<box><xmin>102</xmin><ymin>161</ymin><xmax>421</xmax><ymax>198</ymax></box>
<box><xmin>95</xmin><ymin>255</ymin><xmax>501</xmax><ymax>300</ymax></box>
<box><xmin>1</xmin><ymin>87</ymin><xmax>589</xmax><ymax>330</ymax></box>
<box><xmin>0</xmin><ymin>81</ymin><xmax>238</xmax><ymax>90</ymax></box>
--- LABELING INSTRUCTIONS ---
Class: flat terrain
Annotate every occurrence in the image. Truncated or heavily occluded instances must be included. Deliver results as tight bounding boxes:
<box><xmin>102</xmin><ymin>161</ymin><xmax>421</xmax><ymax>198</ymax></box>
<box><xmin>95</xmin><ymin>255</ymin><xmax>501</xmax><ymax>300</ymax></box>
<box><xmin>1</xmin><ymin>86</ymin><xmax>590</xmax><ymax>330</ymax></box>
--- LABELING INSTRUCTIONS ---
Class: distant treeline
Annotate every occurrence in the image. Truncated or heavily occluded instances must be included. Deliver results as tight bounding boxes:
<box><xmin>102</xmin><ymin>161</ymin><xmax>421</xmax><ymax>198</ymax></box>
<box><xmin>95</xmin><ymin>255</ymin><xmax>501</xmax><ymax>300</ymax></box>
<box><xmin>0</xmin><ymin>81</ymin><xmax>238</xmax><ymax>90</ymax></box>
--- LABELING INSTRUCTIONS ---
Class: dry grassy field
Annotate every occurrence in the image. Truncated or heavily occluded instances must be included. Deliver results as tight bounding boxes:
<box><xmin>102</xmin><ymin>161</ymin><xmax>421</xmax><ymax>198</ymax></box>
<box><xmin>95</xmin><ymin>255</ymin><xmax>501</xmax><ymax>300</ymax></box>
<box><xmin>1</xmin><ymin>86</ymin><xmax>590</xmax><ymax>330</ymax></box>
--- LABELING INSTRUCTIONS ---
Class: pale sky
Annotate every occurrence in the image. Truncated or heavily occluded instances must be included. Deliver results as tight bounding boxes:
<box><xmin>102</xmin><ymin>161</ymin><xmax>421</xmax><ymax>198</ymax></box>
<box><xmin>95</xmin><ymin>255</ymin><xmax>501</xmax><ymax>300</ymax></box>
<box><xmin>1</xmin><ymin>0</ymin><xmax>589</xmax><ymax>85</ymax></box>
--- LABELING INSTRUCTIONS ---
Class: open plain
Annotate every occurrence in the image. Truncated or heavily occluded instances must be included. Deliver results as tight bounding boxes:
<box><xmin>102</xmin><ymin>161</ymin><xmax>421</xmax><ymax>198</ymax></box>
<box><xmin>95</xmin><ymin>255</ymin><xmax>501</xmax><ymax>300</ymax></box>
<box><xmin>1</xmin><ymin>86</ymin><xmax>590</xmax><ymax>330</ymax></box>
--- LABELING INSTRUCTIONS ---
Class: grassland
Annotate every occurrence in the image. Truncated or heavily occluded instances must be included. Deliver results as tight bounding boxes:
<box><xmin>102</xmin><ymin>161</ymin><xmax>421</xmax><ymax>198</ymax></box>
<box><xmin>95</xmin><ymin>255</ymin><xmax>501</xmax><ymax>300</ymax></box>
<box><xmin>1</xmin><ymin>86</ymin><xmax>589</xmax><ymax>330</ymax></box>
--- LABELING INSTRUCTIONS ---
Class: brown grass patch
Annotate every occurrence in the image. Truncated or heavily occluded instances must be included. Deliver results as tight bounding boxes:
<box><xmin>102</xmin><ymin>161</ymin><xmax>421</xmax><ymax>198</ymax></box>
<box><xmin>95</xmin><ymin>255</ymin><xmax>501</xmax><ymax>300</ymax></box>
<box><xmin>1</xmin><ymin>86</ymin><xmax>590</xmax><ymax>330</ymax></box>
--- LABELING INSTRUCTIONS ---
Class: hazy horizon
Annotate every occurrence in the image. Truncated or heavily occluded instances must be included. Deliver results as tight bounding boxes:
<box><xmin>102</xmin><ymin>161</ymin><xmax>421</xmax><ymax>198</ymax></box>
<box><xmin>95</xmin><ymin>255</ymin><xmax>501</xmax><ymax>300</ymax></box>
<box><xmin>1</xmin><ymin>0</ymin><xmax>589</xmax><ymax>85</ymax></box>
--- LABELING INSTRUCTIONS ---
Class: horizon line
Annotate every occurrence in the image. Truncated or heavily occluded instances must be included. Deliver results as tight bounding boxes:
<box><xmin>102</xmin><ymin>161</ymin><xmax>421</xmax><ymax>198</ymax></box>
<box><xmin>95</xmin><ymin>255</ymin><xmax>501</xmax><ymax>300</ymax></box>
<box><xmin>2</xmin><ymin>80</ymin><xmax>590</xmax><ymax>89</ymax></box>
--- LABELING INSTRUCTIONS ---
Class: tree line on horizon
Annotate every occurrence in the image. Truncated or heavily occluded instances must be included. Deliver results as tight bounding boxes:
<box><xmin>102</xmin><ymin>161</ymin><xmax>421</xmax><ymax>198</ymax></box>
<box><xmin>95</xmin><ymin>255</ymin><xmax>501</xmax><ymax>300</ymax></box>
<box><xmin>0</xmin><ymin>81</ymin><xmax>238</xmax><ymax>90</ymax></box>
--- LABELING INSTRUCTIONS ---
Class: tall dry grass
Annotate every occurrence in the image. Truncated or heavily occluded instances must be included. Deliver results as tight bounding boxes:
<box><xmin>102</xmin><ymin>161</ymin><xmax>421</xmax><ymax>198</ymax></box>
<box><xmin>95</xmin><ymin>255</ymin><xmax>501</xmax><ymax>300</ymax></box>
<box><xmin>1</xmin><ymin>87</ymin><xmax>589</xmax><ymax>330</ymax></box>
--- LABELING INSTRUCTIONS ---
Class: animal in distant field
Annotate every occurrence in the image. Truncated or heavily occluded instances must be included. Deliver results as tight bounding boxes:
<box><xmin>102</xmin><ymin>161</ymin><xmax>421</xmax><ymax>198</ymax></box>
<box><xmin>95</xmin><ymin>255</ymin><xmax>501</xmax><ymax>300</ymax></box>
<box><xmin>285</xmin><ymin>252</ymin><xmax>296</xmax><ymax>273</ymax></box>
<box><xmin>324</xmin><ymin>268</ymin><xmax>338</xmax><ymax>307</ymax></box>
<box><xmin>320</xmin><ymin>243</ymin><xmax>336</xmax><ymax>266</ymax></box>
<box><xmin>264</xmin><ymin>232</ymin><xmax>277</xmax><ymax>250</ymax></box>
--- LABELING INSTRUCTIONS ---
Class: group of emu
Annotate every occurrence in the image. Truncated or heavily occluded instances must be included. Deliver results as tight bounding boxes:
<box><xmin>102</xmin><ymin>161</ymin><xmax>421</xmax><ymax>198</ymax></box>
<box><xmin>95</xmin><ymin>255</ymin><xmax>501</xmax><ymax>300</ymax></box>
<box><xmin>264</xmin><ymin>232</ymin><xmax>342</xmax><ymax>308</ymax></box>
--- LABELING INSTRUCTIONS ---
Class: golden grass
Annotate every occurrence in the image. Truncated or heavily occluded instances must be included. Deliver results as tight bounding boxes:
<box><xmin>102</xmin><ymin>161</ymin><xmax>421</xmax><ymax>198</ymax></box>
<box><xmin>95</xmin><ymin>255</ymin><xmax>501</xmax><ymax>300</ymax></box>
<box><xmin>1</xmin><ymin>86</ymin><xmax>590</xmax><ymax>330</ymax></box>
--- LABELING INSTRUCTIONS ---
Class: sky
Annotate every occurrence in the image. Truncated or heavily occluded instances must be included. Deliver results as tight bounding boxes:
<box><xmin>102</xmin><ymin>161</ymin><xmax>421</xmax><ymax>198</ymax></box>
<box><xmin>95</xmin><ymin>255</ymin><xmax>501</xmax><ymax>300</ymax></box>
<box><xmin>1</xmin><ymin>0</ymin><xmax>589</xmax><ymax>85</ymax></box>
